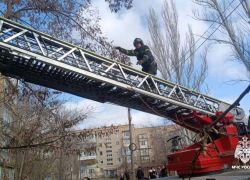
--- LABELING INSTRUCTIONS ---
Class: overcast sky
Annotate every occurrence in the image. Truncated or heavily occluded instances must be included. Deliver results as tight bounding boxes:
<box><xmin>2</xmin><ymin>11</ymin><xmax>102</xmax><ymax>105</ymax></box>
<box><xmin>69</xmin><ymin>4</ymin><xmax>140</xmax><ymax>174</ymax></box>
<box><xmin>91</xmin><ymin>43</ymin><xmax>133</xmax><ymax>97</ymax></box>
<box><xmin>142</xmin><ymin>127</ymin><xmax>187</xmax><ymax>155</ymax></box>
<box><xmin>66</xmin><ymin>0</ymin><xmax>250</xmax><ymax>128</ymax></box>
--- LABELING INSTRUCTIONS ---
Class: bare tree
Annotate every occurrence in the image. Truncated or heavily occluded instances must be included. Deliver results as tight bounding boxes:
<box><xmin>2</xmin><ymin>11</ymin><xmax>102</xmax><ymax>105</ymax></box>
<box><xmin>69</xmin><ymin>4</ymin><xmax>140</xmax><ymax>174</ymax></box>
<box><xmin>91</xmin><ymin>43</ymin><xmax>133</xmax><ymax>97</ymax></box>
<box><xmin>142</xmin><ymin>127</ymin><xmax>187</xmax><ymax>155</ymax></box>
<box><xmin>146</xmin><ymin>0</ymin><xmax>208</xmax><ymax>92</ymax></box>
<box><xmin>149</xmin><ymin>126</ymin><xmax>168</xmax><ymax>165</ymax></box>
<box><xmin>0</xmin><ymin>1</ymin><xmax>134</xmax><ymax>179</ymax></box>
<box><xmin>0</xmin><ymin>76</ymin><xmax>96</xmax><ymax>180</ymax></box>
<box><xmin>148</xmin><ymin>125</ymin><xmax>195</xmax><ymax>166</ymax></box>
<box><xmin>0</xmin><ymin>77</ymin><xmax>121</xmax><ymax>180</ymax></box>
<box><xmin>192</xmin><ymin>0</ymin><xmax>250</xmax><ymax>79</ymax></box>
<box><xmin>0</xmin><ymin>0</ymin><xmax>131</xmax><ymax>65</ymax></box>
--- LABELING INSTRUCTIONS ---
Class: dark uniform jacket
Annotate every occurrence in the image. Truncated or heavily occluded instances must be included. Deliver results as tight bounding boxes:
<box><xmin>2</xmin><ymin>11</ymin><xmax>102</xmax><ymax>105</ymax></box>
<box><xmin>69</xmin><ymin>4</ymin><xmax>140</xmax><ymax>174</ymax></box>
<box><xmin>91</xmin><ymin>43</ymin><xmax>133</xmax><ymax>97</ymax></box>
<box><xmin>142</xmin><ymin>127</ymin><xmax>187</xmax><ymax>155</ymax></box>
<box><xmin>125</xmin><ymin>171</ymin><xmax>130</xmax><ymax>180</ymax></box>
<box><xmin>161</xmin><ymin>167</ymin><xmax>168</xmax><ymax>177</ymax></box>
<box><xmin>136</xmin><ymin>169</ymin><xmax>144</xmax><ymax>180</ymax></box>
<box><xmin>121</xmin><ymin>45</ymin><xmax>157</xmax><ymax>75</ymax></box>
<box><xmin>149</xmin><ymin>170</ymin><xmax>156</xmax><ymax>179</ymax></box>
<box><xmin>120</xmin><ymin>173</ymin><xmax>125</xmax><ymax>180</ymax></box>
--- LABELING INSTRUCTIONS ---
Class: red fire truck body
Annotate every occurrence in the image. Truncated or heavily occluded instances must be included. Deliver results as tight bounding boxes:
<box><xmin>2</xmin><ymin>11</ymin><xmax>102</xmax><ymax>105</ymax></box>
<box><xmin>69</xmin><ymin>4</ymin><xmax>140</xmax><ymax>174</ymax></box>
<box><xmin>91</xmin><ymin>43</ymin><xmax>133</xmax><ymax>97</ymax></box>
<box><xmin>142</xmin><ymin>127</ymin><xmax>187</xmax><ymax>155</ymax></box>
<box><xmin>167</xmin><ymin>110</ymin><xmax>250</xmax><ymax>176</ymax></box>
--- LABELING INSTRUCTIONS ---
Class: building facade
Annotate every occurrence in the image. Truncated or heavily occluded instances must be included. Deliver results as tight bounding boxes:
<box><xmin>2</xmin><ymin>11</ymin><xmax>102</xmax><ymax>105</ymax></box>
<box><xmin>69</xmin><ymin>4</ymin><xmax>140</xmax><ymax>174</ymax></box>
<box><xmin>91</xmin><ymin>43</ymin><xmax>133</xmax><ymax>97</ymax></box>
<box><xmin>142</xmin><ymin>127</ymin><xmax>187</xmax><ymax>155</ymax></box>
<box><xmin>78</xmin><ymin>124</ymin><xmax>194</xmax><ymax>178</ymax></box>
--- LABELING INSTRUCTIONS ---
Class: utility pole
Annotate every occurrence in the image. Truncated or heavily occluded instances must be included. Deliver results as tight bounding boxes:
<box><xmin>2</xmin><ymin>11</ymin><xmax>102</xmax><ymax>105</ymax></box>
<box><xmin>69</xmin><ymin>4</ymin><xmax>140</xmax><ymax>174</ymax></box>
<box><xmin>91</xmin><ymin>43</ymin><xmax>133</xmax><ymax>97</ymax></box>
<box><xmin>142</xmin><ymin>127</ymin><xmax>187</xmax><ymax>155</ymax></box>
<box><xmin>79</xmin><ymin>155</ymin><xmax>81</xmax><ymax>180</ymax></box>
<box><xmin>71</xmin><ymin>167</ymin><xmax>73</xmax><ymax>180</ymax></box>
<box><xmin>128</xmin><ymin>108</ymin><xmax>135</xmax><ymax>180</ymax></box>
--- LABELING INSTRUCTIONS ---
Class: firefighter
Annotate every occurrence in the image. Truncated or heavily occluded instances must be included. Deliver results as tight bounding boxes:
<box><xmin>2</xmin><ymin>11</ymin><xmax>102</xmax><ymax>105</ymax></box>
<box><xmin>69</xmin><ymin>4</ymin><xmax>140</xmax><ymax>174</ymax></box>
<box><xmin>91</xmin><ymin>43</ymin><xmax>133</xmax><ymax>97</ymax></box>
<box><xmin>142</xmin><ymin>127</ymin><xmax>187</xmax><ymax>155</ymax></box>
<box><xmin>115</xmin><ymin>38</ymin><xmax>157</xmax><ymax>76</ymax></box>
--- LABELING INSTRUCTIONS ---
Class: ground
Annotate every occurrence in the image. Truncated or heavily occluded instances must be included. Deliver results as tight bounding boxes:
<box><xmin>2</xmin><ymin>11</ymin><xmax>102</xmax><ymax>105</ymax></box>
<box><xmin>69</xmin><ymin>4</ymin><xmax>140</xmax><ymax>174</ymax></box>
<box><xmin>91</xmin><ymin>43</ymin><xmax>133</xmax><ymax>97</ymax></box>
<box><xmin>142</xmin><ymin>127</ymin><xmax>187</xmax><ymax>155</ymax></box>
<box><xmin>92</xmin><ymin>169</ymin><xmax>250</xmax><ymax>180</ymax></box>
<box><xmin>162</xmin><ymin>169</ymin><xmax>250</xmax><ymax>180</ymax></box>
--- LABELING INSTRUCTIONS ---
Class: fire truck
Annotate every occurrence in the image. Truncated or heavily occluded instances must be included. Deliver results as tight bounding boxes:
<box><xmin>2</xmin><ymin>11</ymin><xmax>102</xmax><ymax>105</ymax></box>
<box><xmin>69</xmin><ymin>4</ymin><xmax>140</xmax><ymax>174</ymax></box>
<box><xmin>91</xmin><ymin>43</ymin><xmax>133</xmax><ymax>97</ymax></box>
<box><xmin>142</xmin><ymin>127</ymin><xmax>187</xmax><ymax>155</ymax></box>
<box><xmin>0</xmin><ymin>16</ymin><xmax>249</xmax><ymax>178</ymax></box>
<box><xmin>167</xmin><ymin>108</ymin><xmax>250</xmax><ymax>177</ymax></box>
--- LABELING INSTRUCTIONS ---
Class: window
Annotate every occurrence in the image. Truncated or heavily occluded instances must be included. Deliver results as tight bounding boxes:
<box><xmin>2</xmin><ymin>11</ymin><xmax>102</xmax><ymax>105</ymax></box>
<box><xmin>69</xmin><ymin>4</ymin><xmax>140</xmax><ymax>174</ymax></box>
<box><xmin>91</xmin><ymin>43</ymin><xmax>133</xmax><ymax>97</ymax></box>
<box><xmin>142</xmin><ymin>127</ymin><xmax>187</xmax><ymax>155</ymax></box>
<box><xmin>106</xmin><ymin>150</ymin><xmax>112</xmax><ymax>153</ymax></box>
<box><xmin>106</xmin><ymin>134</ymin><xmax>111</xmax><ymax>138</ymax></box>
<box><xmin>100</xmin><ymin>151</ymin><xmax>103</xmax><ymax>155</ymax></box>
<box><xmin>116</xmin><ymin>150</ymin><xmax>120</xmax><ymax>154</ymax></box>
<box><xmin>0</xmin><ymin>167</ymin><xmax>3</xmax><ymax>177</ymax></box>
<box><xmin>106</xmin><ymin>138</ymin><xmax>111</xmax><ymax>141</ymax></box>
<box><xmin>123</xmin><ymin>132</ymin><xmax>130</xmax><ymax>137</ymax></box>
<box><xmin>117</xmin><ymin>158</ymin><xmax>121</xmax><ymax>162</ymax></box>
<box><xmin>107</xmin><ymin>154</ymin><xmax>112</xmax><ymax>157</ymax></box>
<box><xmin>88</xmin><ymin>135</ymin><xmax>95</xmax><ymax>139</ymax></box>
<box><xmin>10</xmin><ymin>168</ymin><xmax>15</xmax><ymax>180</ymax></box>
<box><xmin>3</xmin><ymin>107</ymin><xmax>13</xmax><ymax>124</ymax></box>
<box><xmin>98</xmin><ymin>136</ymin><xmax>102</xmax><ymax>139</ymax></box>
<box><xmin>99</xmin><ymin>160</ymin><xmax>103</xmax><ymax>164</ymax></box>
<box><xmin>118</xmin><ymin>167</ymin><xmax>122</xmax><ymax>170</ymax></box>
<box><xmin>127</xmin><ymin>156</ymin><xmax>131</xmax><ymax>162</ymax></box>
<box><xmin>140</xmin><ymin>149</ymin><xmax>149</xmax><ymax>156</ymax></box>
<box><xmin>1</xmin><ymin>139</ymin><xmax>7</xmax><ymax>147</ymax></box>
<box><xmin>139</xmin><ymin>141</ymin><xmax>147</xmax><ymax>146</ymax></box>
<box><xmin>139</xmin><ymin>134</ymin><xmax>147</xmax><ymax>139</ymax></box>
<box><xmin>141</xmin><ymin>156</ymin><xmax>150</xmax><ymax>162</ymax></box>
<box><xmin>89</xmin><ymin>169</ymin><xmax>95</xmax><ymax>173</ymax></box>
<box><xmin>122</xmin><ymin>147</ymin><xmax>130</xmax><ymax>155</ymax></box>
<box><xmin>83</xmin><ymin>151</ymin><xmax>96</xmax><ymax>156</ymax></box>
<box><xmin>100</xmin><ymin>168</ymin><xmax>104</xmax><ymax>172</ymax></box>
<box><xmin>116</xmin><ymin>141</ymin><xmax>119</xmax><ymax>145</ymax></box>
<box><xmin>99</xmin><ymin>143</ymin><xmax>102</xmax><ymax>147</ymax></box>
<box><xmin>107</xmin><ymin>158</ymin><xmax>113</xmax><ymax>161</ymax></box>
<box><xmin>106</xmin><ymin>142</ymin><xmax>112</xmax><ymax>145</ymax></box>
<box><xmin>107</xmin><ymin>146</ymin><xmax>112</xmax><ymax>149</ymax></box>
<box><xmin>0</xmin><ymin>167</ymin><xmax>14</xmax><ymax>180</ymax></box>
<box><xmin>107</xmin><ymin>163</ymin><xmax>113</xmax><ymax>166</ymax></box>
<box><xmin>115</xmin><ymin>134</ymin><xmax>119</xmax><ymax>138</ymax></box>
<box><xmin>123</xmin><ymin>139</ymin><xmax>130</xmax><ymax>145</ymax></box>
<box><xmin>81</xmin><ymin>170</ymin><xmax>86</xmax><ymax>173</ymax></box>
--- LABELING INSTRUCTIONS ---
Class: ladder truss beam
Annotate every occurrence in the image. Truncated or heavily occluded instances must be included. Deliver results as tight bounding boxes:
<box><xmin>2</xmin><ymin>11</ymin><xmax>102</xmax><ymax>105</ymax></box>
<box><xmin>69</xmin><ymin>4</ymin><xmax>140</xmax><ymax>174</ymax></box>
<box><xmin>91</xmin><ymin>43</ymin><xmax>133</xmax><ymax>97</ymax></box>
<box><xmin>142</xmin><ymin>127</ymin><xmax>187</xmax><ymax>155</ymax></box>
<box><xmin>0</xmin><ymin>16</ymin><xmax>241</xmax><ymax>123</ymax></box>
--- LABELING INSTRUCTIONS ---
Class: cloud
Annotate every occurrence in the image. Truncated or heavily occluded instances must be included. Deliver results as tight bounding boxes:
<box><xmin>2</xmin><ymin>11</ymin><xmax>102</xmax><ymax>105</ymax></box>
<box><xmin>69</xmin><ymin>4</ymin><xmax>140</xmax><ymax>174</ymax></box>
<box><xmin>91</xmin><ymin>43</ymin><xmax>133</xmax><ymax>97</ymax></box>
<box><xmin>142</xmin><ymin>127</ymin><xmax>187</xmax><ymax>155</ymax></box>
<box><xmin>219</xmin><ymin>96</ymin><xmax>238</xmax><ymax>104</ymax></box>
<box><xmin>64</xmin><ymin>98</ymin><xmax>162</xmax><ymax>128</ymax></box>
<box><xmin>207</xmin><ymin>44</ymin><xmax>248</xmax><ymax>80</ymax></box>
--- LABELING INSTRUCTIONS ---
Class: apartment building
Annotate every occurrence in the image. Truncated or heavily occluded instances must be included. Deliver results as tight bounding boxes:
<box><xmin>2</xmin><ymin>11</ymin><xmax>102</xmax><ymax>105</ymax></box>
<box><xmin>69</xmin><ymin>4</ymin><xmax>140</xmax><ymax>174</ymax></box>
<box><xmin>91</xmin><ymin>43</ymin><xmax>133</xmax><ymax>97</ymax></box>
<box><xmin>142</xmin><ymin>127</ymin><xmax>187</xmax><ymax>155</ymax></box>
<box><xmin>78</xmin><ymin>124</ymin><xmax>194</xmax><ymax>178</ymax></box>
<box><xmin>78</xmin><ymin>125</ymin><xmax>136</xmax><ymax>178</ymax></box>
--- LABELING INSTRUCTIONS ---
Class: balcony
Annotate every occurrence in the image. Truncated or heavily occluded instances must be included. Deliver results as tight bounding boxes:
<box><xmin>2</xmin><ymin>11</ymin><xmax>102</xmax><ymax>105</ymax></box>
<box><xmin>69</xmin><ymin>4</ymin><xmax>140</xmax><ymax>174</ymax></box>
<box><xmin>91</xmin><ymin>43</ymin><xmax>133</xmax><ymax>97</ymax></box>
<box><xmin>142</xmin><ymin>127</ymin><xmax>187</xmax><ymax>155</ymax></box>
<box><xmin>80</xmin><ymin>152</ymin><xmax>96</xmax><ymax>161</ymax></box>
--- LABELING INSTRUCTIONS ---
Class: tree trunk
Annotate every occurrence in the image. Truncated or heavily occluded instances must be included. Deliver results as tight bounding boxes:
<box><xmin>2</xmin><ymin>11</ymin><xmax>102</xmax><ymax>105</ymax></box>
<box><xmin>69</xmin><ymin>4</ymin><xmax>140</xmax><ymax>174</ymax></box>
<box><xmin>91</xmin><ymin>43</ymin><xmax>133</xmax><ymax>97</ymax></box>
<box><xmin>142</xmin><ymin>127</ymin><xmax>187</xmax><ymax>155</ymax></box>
<box><xmin>5</xmin><ymin>0</ymin><xmax>13</xmax><ymax>19</ymax></box>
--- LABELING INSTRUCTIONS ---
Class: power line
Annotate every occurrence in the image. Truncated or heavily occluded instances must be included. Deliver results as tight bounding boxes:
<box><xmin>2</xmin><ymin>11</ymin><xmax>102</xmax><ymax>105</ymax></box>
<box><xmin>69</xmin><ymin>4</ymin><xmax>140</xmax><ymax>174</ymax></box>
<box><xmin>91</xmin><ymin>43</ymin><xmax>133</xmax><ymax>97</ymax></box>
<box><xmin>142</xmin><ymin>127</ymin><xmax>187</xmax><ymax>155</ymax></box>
<box><xmin>168</xmin><ymin>0</ymin><xmax>241</xmax><ymax>77</ymax></box>
<box><xmin>187</xmin><ymin>0</ymin><xmax>235</xmax><ymax>57</ymax></box>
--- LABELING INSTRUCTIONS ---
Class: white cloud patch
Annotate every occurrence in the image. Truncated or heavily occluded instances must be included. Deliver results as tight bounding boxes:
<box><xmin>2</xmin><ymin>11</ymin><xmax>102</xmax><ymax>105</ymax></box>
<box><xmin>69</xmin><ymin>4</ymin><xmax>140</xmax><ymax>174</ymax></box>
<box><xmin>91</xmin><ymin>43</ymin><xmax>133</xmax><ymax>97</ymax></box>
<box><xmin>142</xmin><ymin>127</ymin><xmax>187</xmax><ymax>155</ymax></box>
<box><xmin>207</xmin><ymin>44</ymin><xmax>247</xmax><ymax>80</ymax></box>
<box><xmin>219</xmin><ymin>96</ymin><xmax>238</xmax><ymax>104</ymax></box>
<box><xmin>64</xmin><ymin>99</ymin><xmax>162</xmax><ymax>128</ymax></box>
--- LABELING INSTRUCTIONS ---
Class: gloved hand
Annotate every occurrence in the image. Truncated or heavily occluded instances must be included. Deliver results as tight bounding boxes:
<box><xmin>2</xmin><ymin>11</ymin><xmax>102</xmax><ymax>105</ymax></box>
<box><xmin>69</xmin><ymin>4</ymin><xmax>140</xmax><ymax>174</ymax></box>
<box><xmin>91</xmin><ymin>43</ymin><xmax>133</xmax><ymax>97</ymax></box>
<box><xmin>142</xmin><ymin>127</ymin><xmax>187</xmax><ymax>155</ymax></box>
<box><xmin>115</xmin><ymin>46</ymin><xmax>122</xmax><ymax>51</ymax></box>
<box><xmin>137</xmin><ymin>60</ymin><xmax>144</xmax><ymax>65</ymax></box>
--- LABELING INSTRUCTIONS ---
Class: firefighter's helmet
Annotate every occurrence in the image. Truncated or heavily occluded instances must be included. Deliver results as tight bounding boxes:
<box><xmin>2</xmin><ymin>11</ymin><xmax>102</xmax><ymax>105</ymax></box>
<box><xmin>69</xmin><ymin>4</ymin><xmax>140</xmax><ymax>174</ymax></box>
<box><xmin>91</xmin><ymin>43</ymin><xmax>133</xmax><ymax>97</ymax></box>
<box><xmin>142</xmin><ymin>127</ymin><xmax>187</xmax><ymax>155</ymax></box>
<box><xmin>133</xmin><ymin>38</ymin><xmax>144</xmax><ymax>46</ymax></box>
